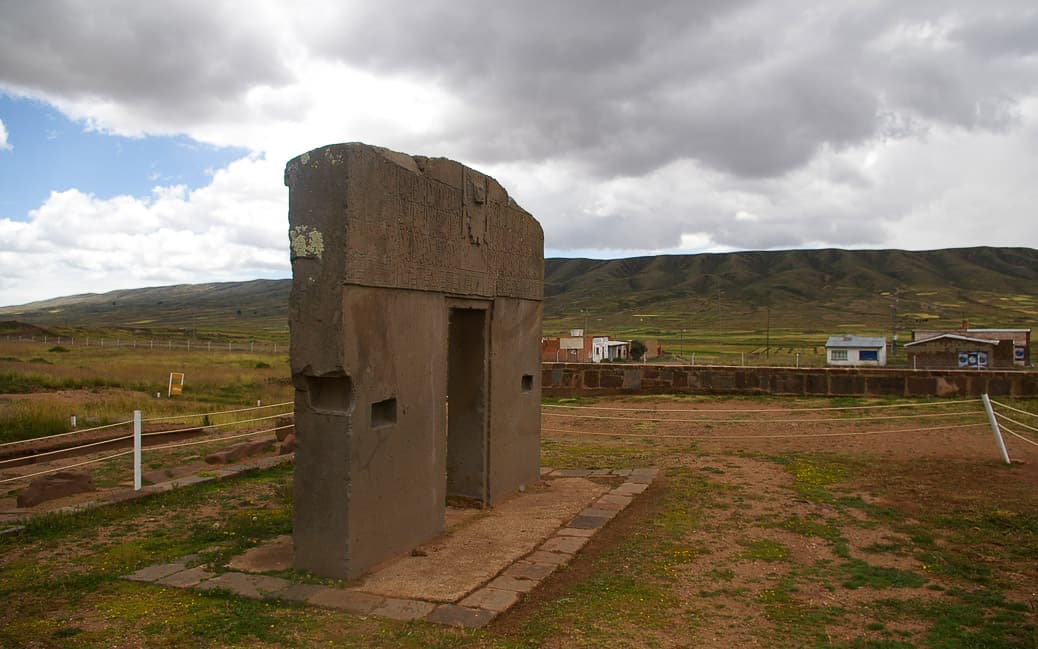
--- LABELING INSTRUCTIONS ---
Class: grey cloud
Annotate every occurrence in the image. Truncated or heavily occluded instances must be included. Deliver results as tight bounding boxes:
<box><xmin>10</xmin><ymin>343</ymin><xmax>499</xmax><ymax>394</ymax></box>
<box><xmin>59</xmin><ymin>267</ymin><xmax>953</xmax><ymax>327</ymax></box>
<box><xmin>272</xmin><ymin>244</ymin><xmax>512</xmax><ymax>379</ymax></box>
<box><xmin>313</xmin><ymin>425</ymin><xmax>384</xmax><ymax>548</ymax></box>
<box><xmin>0</xmin><ymin>0</ymin><xmax>293</xmax><ymax>127</ymax></box>
<box><xmin>950</xmin><ymin>8</ymin><xmax>1038</xmax><ymax>58</ymax></box>
<box><xmin>310</xmin><ymin>0</ymin><xmax>1037</xmax><ymax>180</ymax></box>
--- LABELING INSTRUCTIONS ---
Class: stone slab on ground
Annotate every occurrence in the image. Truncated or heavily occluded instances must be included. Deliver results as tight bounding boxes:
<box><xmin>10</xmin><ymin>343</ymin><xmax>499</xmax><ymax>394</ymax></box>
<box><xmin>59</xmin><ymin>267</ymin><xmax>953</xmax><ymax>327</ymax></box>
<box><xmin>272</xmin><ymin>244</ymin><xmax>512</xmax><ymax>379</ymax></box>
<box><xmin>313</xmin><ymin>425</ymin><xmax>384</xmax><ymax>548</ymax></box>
<box><xmin>426</xmin><ymin>604</ymin><xmax>496</xmax><ymax>628</ymax></box>
<box><xmin>371</xmin><ymin>598</ymin><xmax>438</xmax><ymax>621</ymax></box>
<box><xmin>197</xmin><ymin>572</ymin><xmax>293</xmax><ymax>599</ymax></box>
<box><xmin>125</xmin><ymin>559</ymin><xmax>196</xmax><ymax>583</ymax></box>
<box><xmin>459</xmin><ymin>587</ymin><xmax>520</xmax><ymax>612</ymax></box>
<box><xmin>156</xmin><ymin>566</ymin><xmax>215</xmax><ymax>588</ymax></box>
<box><xmin>357</xmin><ymin>477</ymin><xmax>609</xmax><ymax>602</ymax></box>
<box><xmin>17</xmin><ymin>471</ymin><xmax>96</xmax><ymax>507</ymax></box>
<box><xmin>123</xmin><ymin>467</ymin><xmax>659</xmax><ymax>628</ymax></box>
<box><xmin>308</xmin><ymin>588</ymin><xmax>385</xmax><ymax>614</ymax></box>
<box><xmin>205</xmin><ymin>438</ymin><xmax>275</xmax><ymax>465</ymax></box>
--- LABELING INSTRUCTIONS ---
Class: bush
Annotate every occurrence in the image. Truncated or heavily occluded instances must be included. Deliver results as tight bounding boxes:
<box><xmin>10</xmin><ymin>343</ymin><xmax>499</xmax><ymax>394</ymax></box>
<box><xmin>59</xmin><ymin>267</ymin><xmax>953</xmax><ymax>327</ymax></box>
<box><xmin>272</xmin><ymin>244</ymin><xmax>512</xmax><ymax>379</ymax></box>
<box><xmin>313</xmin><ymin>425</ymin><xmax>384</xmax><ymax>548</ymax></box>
<box><xmin>48</xmin><ymin>346</ymin><xmax>70</xmax><ymax>353</ymax></box>
<box><xmin>631</xmin><ymin>340</ymin><xmax>647</xmax><ymax>361</ymax></box>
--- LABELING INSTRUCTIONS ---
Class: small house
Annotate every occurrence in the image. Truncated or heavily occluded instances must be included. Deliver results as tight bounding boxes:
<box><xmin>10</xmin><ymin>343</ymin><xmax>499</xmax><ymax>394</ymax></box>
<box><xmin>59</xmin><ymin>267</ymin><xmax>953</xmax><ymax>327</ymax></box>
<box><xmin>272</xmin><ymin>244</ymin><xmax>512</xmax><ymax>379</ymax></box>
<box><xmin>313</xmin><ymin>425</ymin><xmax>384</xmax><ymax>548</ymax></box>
<box><xmin>591</xmin><ymin>337</ymin><xmax>631</xmax><ymax>362</ymax></box>
<box><xmin>904</xmin><ymin>333</ymin><xmax>1013</xmax><ymax>369</ymax></box>
<box><xmin>825</xmin><ymin>335</ymin><xmax>888</xmax><ymax>367</ymax></box>
<box><xmin>912</xmin><ymin>328</ymin><xmax>1030</xmax><ymax>367</ymax></box>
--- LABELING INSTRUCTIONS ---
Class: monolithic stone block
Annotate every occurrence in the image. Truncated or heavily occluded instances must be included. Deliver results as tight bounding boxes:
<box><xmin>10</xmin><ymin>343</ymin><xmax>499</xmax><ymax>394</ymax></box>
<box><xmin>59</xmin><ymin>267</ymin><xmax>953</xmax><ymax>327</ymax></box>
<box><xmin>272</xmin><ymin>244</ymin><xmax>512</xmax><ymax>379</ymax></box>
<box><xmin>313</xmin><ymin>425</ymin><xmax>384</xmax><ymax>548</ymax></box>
<box><xmin>286</xmin><ymin>143</ymin><xmax>543</xmax><ymax>579</ymax></box>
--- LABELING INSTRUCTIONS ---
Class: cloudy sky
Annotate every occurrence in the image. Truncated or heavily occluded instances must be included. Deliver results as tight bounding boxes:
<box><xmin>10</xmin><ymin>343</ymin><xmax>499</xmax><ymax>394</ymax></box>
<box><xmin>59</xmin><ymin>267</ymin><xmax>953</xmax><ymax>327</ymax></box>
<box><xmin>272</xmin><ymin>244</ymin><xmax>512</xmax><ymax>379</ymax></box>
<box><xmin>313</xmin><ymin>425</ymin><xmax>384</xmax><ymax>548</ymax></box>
<box><xmin>1</xmin><ymin>1</ymin><xmax>1037</xmax><ymax>306</ymax></box>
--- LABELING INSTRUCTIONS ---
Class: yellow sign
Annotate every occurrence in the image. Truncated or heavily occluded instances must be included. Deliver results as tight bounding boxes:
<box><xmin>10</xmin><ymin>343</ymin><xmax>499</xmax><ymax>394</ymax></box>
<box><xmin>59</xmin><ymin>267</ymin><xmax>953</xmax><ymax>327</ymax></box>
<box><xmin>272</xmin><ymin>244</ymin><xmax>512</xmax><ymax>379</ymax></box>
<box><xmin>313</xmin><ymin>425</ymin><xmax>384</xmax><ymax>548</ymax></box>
<box><xmin>168</xmin><ymin>372</ymin><xmax>186</xmax><ymax>397</ymax></box>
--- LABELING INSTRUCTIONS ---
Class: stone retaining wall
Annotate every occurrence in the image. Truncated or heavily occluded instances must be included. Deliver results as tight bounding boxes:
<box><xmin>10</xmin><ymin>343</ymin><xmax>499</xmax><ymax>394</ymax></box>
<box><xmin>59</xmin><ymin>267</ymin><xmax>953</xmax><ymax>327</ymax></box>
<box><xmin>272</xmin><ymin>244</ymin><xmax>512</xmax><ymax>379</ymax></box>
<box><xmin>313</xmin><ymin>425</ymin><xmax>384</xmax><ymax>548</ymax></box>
<box><xmin>541</xmin><ymin>363</ymin><xmax>1038</xmax><ymax>398</ymax></box>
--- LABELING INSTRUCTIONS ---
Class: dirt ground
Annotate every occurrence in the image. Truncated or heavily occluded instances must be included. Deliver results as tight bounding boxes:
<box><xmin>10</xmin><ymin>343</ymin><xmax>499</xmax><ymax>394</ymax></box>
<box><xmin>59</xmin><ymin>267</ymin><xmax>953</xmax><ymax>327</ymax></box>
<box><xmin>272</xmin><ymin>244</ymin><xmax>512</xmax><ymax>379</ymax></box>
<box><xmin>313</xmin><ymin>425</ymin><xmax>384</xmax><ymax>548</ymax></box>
<box><xmin>519</xmin><ymin>396</ymin><xmax>1038</xmax><ymax>647</ymax></box>
<box><xmin>2</xmin><ymin>394</ymin><xmax>1036</xmax><ymax>648</ymax></box>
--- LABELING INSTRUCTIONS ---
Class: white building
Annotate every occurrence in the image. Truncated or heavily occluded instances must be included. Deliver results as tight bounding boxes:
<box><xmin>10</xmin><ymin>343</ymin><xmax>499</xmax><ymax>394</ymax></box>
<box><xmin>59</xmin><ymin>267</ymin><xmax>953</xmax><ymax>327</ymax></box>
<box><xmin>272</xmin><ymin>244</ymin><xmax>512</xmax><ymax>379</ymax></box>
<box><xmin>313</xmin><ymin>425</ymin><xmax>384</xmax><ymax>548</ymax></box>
<box><xmin>591</xmin><ymin>337</ymin><xmax>631</xmax><ymax>362</ymax></box>
<box><xmin>825</xmin><ymin>335</ymin><xmax>888</xmax><ymax>367</ymax></box>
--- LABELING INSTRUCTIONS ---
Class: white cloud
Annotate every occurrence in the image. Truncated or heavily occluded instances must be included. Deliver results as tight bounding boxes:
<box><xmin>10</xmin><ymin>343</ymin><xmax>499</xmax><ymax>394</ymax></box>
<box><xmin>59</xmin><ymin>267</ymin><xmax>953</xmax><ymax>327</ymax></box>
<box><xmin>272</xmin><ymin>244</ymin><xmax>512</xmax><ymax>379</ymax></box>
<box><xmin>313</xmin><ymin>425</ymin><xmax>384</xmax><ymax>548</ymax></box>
<box><xmin>0</xmin><ymin>118</ymin><xmax>10</xmax><ymax>151</ymax></box>
<box><xmin>0</xmin><ymin>155</ymin><xmax>287</xmax><ymax>305</ymax></box>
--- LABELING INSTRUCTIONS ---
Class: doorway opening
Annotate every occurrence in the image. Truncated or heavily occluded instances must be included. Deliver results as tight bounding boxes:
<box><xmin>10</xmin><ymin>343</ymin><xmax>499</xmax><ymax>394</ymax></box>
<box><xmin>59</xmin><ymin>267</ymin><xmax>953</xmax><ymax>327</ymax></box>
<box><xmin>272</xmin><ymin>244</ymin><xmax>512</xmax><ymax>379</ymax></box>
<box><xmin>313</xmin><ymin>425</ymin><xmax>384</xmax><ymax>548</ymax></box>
<box><xmin>446</xmin><ymin>306</ymin><xmax>489</xmax><ymax>505</ymax></box>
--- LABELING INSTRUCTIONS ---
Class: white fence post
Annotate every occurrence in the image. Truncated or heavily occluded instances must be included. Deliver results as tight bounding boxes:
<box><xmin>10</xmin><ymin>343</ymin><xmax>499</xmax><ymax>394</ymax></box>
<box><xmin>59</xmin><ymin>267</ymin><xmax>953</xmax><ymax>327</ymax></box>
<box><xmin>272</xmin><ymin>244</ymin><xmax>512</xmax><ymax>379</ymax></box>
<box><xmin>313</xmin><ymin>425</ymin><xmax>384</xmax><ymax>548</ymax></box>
<box><xmin>133</xmin><ymin>410</ymin><xmax>142</xmax><ymax>490</ymax></box>
<box><xmin>981</xmin><ymin>394</ymin><xmax>1011</xmax><ymax>465</ymax></box>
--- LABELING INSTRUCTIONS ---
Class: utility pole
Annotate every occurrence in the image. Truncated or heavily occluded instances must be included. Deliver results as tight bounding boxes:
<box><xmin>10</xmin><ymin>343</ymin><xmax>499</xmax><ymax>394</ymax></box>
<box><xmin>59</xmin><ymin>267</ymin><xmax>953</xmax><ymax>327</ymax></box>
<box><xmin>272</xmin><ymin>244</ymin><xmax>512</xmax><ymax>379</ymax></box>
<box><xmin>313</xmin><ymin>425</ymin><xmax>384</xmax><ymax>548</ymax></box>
<box><xmin>717</xmin><ymin>286</ymin><xmax>723</xmax><ymax>349</ymax></box>
<box><xmin>891</xmin><ymin>288</ymin><xmax>900</xmax><ymax>354</ymax></box>
<box><xmin>766</xmin><ymin>305</ymin><xmax>771</xmax><ymax>359</ymax></box>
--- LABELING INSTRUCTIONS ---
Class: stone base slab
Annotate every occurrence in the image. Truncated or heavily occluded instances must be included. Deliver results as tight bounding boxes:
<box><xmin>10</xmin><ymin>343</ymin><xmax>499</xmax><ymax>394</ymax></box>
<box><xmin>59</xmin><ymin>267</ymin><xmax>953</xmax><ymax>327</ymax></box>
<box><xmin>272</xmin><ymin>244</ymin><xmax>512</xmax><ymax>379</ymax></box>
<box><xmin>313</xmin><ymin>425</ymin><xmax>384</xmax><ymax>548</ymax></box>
<box><xmin>122</xmin><ymin>467</ymin><xmax>658</xmax><ymax>627</ymax></box>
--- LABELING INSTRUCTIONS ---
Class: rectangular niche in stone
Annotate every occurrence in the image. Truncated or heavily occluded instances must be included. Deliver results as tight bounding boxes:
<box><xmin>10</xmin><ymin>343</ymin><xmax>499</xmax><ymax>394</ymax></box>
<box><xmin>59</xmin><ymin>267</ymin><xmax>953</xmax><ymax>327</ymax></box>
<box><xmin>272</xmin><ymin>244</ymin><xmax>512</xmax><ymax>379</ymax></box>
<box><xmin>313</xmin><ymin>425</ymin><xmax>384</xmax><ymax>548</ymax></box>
<box><xmin>286</xmin><ymin>142</ymin><xmax>544</xmax><ymax>579</ymax></box>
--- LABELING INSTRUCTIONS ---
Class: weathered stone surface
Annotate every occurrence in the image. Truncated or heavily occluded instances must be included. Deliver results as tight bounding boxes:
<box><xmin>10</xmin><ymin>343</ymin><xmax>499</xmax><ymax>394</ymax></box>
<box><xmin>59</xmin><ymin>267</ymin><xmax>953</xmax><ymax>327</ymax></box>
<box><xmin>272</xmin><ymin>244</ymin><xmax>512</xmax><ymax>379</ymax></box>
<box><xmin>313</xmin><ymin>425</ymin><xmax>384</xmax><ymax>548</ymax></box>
<box><xmin>613</xmin><ymin>482</ymin><xmax>649</xmax><ymax>496</ymax></box>
<box><xmin>17</xmin><ymin>470</ymin><xmax>96</xmax><ymax>507</ymax></box>
<box><xmin>525</xmin><ymin>550</ymin><xmax>571</xmax><ymax>565</ymax></box>
<box><xmin>156</xmin><ymin>566</ymin><xmax>215</xmax><ymax>588</ymax></box>
<box><xmin>370</xmin><ymin>597</ymin><xmax>437</xmax><ymax>620</ymax></box>
<box><xmin>287</xmin><ymin>143</ymin><xmax>544</xmax><ymax>580</ymax></box>
<box><xmin>426</xmin><ymin>604</ymin><xmax>496</xmax><ymax>628</ymax></box>
<box><xmin>274</xmin><ymin>415</ymin><xmax>295</xmax><ymax>441</ymax></box>
<box><xmin>503</xmin><ymin>560</ymin><xmax>557</xmax><ymax>581</ymax></box>
<box><xmin>308</xmin><ymin>588</ymin><xmax>385</xmax><ymax>613</ymax></box>
<box><xmin>124</xmin><ymin>559</ymin><xmax>194</xmax><ymax>583</ymax></box>
<box><xmin>275</xmin><ymin>583</ymin><xmax>326</xmax><ymax>603</ymax></box>
<box><xmin>542</xmin><ymin>363</ymin><xmax>1038</xmax><ymax>399</ymax></box>
<box><xmin>459</xmin><ymin>587</ymin><xmax>520</xmax><ymax>613</ymax></box>
<box><xmin>488</xmin><ymin>575</ymin><xmax>539</xmax><ymax>593</ymax></box>
<box><xmin>553</xmin><ymin>469</ymin><xmax>591</xmax><ymax>477</ymax></box>
<box><xmin>557</xmin><ymin>526</ymin><xmax>596</xmax><ymax>537</ymax></box>
<box><xmin>541</xmin><ymin>535</ymin><xmax>590</xmax><ymax>554</ymax></box>
<box><xmin>595</xmin><ymin>494</ymin><xmax>633</xmax><ymax>510</ymax></box>
<box><xmin>567</xmin><ymin>515</ymin><xmax>609</xmax><ymax>529</ymax></box>
<box><xmin>196</xmin><ymin>572</ymin><xmax>291</xmax><ymax>599</ymax></box>
<box><xmin>278</xmin><ymin>433</ymin><xmax>295</xmax><ymax>455</ymax></box>
<box><xmin>579</xmin><ymin>507</ymin><xmax>618</xmax><ymax>519</ymax></box>
<box><xmin>204</xmin><ymin>438</ymin><xmax>273</xmax><ymax>464</ymax></box>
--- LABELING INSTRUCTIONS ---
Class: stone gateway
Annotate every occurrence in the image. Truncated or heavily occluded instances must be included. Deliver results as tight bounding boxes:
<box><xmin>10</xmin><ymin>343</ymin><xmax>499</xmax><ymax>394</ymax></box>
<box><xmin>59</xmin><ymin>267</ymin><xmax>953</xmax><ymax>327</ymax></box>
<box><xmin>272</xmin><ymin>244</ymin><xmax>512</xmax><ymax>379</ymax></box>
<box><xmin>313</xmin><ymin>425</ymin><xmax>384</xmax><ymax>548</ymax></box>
<box><xmin>285</xmin><ymin>143</ymin><xmax>543</xmax><ymax>579</ymax></box>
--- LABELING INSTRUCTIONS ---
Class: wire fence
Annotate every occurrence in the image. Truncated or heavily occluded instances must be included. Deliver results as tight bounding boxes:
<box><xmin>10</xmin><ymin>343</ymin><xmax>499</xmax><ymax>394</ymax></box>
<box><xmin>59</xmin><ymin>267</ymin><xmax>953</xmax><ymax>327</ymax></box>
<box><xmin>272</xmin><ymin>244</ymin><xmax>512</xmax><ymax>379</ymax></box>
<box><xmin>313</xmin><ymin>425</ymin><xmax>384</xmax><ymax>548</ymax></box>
<box><xmin>2</xmin><ymin>394</ymin><xmax>1033</xmax><ymax>503</ymax></box>
<box><xmin>1</xmin><ymin>334</ymin><xmax>287</xmax><ymax>354</ymax></box>
<box><xmin>540</xmin><ymin>396</ymin><xmax>1027</xmax><ymax>458</ymax></box>
<box><xmin>989</xmin><ymin>399</ymin><xmax>1038</xmax><ymax>448</ymax></box>
<box><xmin>0</xmin><ymin>400</ymin><xmax>295</xmax><ymax>489</ymax></box>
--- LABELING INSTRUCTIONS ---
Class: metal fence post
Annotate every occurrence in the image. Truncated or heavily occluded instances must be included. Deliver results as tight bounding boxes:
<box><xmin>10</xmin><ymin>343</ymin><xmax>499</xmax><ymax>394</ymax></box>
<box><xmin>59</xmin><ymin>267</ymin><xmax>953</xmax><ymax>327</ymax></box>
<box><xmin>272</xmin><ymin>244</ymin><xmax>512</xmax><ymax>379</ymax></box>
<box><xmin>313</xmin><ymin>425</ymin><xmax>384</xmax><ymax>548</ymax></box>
<box><xmin>982</xmin><ymin>394</ymin><xmax>1011</xmax><ymax>465</ymax></box>
<box><xmin>133</xmin><ymin>410</ymin><xmax>142</xmax><ymax>490</ymax></box>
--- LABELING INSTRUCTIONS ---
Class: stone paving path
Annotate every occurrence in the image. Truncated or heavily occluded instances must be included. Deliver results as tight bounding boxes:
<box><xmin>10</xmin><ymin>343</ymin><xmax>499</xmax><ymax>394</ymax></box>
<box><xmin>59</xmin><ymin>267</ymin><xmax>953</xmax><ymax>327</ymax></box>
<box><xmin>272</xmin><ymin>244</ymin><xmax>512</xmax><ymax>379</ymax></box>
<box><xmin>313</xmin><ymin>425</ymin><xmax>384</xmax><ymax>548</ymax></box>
<box><xmin>124</xmin><ymin>467</ymin><xmax>658</xmax><ymax>628</ymax></box>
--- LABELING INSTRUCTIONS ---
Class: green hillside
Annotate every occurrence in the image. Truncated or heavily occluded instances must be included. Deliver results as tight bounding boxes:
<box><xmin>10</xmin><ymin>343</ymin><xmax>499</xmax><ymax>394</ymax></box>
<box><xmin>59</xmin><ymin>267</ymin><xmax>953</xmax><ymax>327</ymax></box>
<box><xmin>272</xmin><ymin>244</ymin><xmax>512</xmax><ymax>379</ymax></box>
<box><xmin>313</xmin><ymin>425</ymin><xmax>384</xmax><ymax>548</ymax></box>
<box><xmin>2</xmin><ymin>247</ymin><xmax>1035</xmax><ymax>362</ymax></box>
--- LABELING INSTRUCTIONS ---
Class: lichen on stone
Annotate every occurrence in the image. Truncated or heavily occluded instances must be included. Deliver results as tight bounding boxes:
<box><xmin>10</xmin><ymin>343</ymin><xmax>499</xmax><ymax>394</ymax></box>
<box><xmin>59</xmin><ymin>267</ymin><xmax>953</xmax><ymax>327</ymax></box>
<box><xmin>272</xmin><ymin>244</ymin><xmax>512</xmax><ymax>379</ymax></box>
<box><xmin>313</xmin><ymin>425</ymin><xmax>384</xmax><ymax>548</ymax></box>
<box><xmin>290</xmin><ymin>225</ymin><xmax>325</xmax><ymax>260</ymax></box>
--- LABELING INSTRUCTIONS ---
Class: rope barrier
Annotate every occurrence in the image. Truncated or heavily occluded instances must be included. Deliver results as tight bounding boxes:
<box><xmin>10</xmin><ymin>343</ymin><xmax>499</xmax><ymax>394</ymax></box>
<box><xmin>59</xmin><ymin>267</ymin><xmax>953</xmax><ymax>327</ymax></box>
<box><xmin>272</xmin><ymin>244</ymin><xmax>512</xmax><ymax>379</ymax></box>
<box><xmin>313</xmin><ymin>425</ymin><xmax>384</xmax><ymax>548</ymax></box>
<box><xmin>141</xmin><ymin>401</ymin><xmax>293</xmax><ymax>423</ymax></box>
<box><xmin>542</xmin><ymin>398</ymin><xmax>982</xmax><ymax>414</ymax></box>
<box><xmin>989</xmin><ymin>400</ymin><xmax>1038</xmax><ymax>419</ymax></box>
<box><xmin>0</xmin><ymin>449</ymin><xmax>134</xmax><ymax>484</ymax></box>
<box><xmin>0</xmin><ymin>435</ymin><xmax>134</xmax><ymax>466</ymax></box>
<box><xmin>0</xmin><ymin>419</ymin><xmax>133</xmax><ymax>449</ymax></box>
<box><xmin>993</xmin><ymin>412</ymin><xmax>1038</xmax><ymax>434</ymax></box>
<box><xmin>142</xmin><ymin>424</ymin><xmax>294</xmax><ymax>453</ymax></box>
<box><xmin>541</xmin><ymin>410</ymin><xmax>982</xmax><ymax>424</ymax></box>
<box><xmin>1000</xmin><ymin>424</ymin><xmax>1038</xmax><ymax>448</ymax></box>
<box><xmin>139</xmin><ymin>410</ymin><xmax>292</xmax><ymax>437</ymax></box>
<box><xmin>542</xmin><ymin>421</ymin><xmax>989</xmax><ymax>441</ymax></box>
<box><xmin>0</xmin><ymin>402</ymin><xmax>292</xmax><ymax>450</ymax></box>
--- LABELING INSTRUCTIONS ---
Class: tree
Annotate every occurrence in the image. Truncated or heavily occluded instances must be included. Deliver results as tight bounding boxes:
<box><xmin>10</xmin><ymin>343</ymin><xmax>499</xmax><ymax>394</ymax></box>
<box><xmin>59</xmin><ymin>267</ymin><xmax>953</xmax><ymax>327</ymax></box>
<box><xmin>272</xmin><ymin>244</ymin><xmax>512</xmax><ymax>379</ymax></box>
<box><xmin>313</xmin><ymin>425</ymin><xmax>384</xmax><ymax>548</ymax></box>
<box><xmin>630</xmin><ymin>339</ymin><xmax>647</xmax><ymax>361</ymax></box>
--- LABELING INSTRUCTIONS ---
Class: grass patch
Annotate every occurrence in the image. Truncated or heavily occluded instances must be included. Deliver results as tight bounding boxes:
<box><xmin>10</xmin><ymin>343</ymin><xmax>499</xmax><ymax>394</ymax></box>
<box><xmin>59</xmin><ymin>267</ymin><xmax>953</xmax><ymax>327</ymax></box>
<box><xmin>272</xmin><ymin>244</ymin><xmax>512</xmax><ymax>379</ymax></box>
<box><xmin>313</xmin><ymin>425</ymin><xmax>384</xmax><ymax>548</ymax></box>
<box><xmin>738</xmin><ymin>539</ymin><xmax>791</xmax><ymax>562</ymax></box>
<box><xmin>838</xmin><ymin>560</ymin><xmax>927</xmax><ymax>590</ymax></box>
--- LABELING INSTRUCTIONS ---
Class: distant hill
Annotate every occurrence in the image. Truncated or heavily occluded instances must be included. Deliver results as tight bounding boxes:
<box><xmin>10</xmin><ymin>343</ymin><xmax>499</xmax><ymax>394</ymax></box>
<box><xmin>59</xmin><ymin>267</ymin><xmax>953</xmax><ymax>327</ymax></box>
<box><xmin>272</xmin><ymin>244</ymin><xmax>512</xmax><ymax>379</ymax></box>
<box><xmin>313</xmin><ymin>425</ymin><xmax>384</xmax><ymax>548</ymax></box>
<box><xmin>1</xmin><ymin>247</ymin><xmax>1035</xmax><ymax>341</ymax></box>
<box><xmin>0</xmin><ymin>279</ymin><xmax>290</xmax><ymax>340</ymax></box>
<box><xmin>543</xmin><ymin>247</ymin><xmax>1038</xmax><ymax>336</ymax></box>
